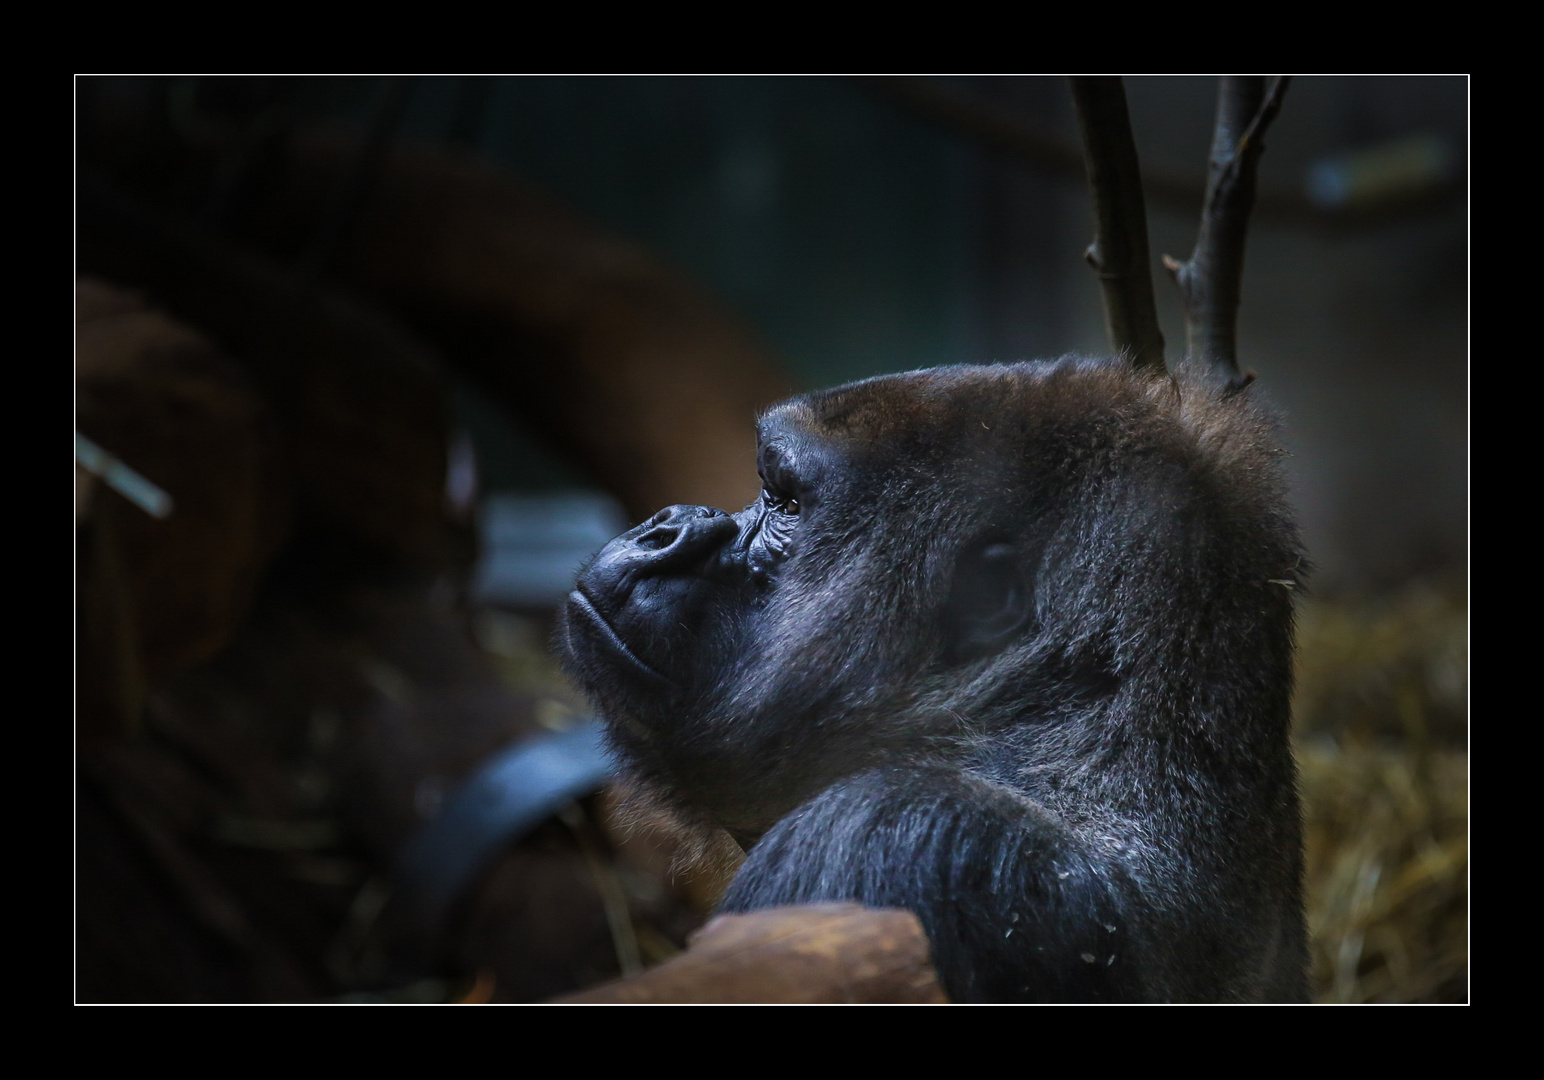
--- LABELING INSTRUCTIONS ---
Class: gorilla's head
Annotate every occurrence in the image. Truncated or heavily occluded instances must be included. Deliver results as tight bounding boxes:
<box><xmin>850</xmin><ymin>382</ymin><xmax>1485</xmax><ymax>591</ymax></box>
<box><xmin>562</xmin><ymin>358</ymin><xmax>1300</xmax><ymax>839</ymax></box>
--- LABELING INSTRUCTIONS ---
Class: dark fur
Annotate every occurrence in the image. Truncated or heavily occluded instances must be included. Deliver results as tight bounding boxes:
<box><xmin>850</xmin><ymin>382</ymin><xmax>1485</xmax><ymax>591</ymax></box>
<box><xmin>561</xmin><ymin>357</ymin><xmax>1308</xmax><ymax>1002</ymax></box>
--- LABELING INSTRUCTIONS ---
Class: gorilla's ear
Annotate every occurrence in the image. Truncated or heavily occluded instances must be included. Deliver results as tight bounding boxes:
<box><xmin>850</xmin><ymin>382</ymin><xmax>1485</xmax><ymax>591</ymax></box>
<box><xmin>944</xmin><ymin>540</ymin><xmax>1034</xmax><ymax>662</ymax></box>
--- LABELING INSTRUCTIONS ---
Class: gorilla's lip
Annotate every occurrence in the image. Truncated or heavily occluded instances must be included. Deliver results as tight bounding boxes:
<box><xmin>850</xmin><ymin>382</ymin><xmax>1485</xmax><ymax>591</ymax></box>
<box><xmin>566</xmin><ymin>588</ymin><xmax>675</xmax><ymax>689</ymax></box>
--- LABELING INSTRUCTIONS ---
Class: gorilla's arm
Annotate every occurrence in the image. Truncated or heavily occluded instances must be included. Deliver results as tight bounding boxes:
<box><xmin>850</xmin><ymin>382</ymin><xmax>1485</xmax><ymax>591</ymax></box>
<box><xmin>718</xmin><ymin>768</ymin><xmax>1146</xmax><ymax>1003</ymax></box>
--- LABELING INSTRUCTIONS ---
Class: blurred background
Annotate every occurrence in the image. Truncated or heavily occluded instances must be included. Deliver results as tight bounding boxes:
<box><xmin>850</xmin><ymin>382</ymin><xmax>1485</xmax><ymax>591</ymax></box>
<box><xmin>74</xmin><ymin>75</ymin><xmax>1468</xmax><ymax>1002</ymax></box>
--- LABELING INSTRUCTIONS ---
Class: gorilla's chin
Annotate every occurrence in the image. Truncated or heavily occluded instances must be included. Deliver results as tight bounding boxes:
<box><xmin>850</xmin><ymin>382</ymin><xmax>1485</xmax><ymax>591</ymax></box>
<box><xmin>562</xmin><ymin>588</ymin><xmax>673</xmax><ymax>692</ymax></box>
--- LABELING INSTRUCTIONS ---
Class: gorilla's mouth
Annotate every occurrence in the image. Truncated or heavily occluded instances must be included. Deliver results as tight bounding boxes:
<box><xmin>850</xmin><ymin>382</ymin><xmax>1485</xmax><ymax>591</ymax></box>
<box><xmin>565</xmin><ymin>588</ymin><xmax>675</xmax><ymax>690</ymax></box>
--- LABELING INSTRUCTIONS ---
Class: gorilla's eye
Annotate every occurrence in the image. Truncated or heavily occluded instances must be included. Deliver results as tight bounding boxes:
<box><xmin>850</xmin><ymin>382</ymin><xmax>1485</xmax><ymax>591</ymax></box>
<box><xmin>763</xmin><ymin>487</ymin><xmax>801</xmax><ymax>515</ymax></box>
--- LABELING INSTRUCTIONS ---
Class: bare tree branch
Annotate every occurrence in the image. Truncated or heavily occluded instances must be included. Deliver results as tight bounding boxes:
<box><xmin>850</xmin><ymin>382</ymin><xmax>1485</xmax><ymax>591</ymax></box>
<box><xmin>1068</xmin><ymin>77</ymin><xmax>1167</xmax><ymax>376</ymax></box>
<box><xmin>1162</xmin><ymin>77</ymin><xmax>1291</xmax><ymax>385</ymax></box>
<box><xmin>862</xmin><ymin>77</ymin><xmax>1458</xmax><ymax>233</ymax></box>
<box><xmin>861</xmin><ymin>77</ymin><xmax>1325</xmax><ymax>224</ymax></box>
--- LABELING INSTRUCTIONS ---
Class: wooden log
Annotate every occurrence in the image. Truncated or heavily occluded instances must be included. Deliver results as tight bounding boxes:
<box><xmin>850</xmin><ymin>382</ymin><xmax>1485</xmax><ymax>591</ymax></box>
<box><xmin>555</xmin><ymin>904</ymin><xmax>948</xmax><ymax>1004</ymax></box>
<box><xmin>81</xmin><ymin>102</ymin><xmax>795</xmax><ymax>522</ymax></box>
<box><xmin>254</xmin><ymin>129</ymin><xmax>796</xmax><ymax>522</ymax></box>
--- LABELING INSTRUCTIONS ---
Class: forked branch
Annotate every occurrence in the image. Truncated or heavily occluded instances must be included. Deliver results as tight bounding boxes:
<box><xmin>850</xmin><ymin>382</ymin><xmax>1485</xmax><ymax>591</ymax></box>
<box><xmin>1163</xmin><ymin>77</ymin><xmax>1291</xmax><ymax>385</ymax></box>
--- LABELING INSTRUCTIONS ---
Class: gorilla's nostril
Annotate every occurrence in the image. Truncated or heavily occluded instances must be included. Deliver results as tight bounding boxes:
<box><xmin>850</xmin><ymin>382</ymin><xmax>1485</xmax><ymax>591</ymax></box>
<box><xmin>635</xmin><ymin>527</ymin><xmax>678</xmax><ymax>552</ymax></box>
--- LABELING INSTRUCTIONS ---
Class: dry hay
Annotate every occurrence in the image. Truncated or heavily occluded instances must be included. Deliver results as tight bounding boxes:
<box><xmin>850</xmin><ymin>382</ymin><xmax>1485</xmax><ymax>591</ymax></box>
<box><xmin>1294</xmin><ymin>584</ymin><xmax>1468</xmax><ymax>1003</ymax></box>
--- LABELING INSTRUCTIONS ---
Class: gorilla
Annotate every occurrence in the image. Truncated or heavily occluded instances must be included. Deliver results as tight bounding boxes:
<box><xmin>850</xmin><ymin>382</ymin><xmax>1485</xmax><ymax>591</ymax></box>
<box><xmin>560</xmin><ymin>357</ymin><xmax>1308</xmax><ymax>1002</ymax></box>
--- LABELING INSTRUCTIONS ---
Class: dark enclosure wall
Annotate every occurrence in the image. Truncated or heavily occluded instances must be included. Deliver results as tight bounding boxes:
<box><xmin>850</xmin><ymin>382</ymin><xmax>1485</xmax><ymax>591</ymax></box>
<box><xmin>85</xmin><ymin>75</ymin><xmax>1463</xmax><ymax>593</ymax></box>
<box><xmin>341</xmin><ymin>74</ymin><xmax>1465</xmax><ymax>595</ymax></box>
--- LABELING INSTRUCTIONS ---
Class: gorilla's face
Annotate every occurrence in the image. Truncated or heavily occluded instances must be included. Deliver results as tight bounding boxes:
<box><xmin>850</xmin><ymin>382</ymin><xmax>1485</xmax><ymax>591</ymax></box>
<box><xmin>561</xmin><ymin>366</ymin><xmax>1052</xmax><ymax>834</ymax></box>
<box><xmin>561</xmin><ymin>429</ymin><xmax>818</xmax><ymax>712</ymax></box>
